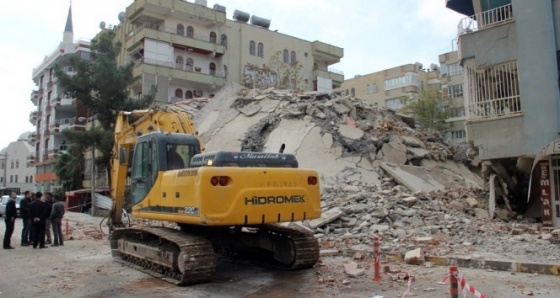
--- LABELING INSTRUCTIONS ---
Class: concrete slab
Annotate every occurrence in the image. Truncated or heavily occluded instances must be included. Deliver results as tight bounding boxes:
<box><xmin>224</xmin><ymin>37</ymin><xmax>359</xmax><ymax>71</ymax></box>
<box><xmin>263</xmin><ymin>118</ymin><xmax>315</xmax><ymax>154</ymax></box>
<box><xmin>380</xmin><ymin>162</ymin><xmax>445</xmax><ymax>192</ymax></box>
<box><xmin>204</xmin><ymin>112</ymin><xmax>269</xmax><ymax>151</ymax></box>
<box><xmin>339</xmin><ymin>124</ymin><xmax>364</xmax><ymax>140</ymax></box>
<box><xmin>309</xmin><ymin>207</ymin><xmax>343</xmax><ymax>228</ymax></box>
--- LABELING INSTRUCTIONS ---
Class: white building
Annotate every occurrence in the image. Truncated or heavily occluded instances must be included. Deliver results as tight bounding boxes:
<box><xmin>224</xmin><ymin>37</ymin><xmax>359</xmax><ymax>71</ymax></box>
<box><xmin>0</xmin><ymin>132</ymin><xmax>36</xmax><ymax>193</ymax></box>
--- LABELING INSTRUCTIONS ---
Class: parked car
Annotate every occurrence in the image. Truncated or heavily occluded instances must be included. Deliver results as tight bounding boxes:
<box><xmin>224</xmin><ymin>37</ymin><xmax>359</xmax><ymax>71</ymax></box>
<box><xmin>0</xmin><ymin>195</ymin><xmax>24</xmax><ymax>217</ymax></box>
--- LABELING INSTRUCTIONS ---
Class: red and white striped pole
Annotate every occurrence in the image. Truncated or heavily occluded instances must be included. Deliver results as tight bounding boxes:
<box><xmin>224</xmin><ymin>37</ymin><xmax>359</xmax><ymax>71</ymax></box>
<box><xmin>373</xmin><ymin>235</ymin><xmax>381</xmax><ymax>281</ymax></box>
<box><xmin>450</xmin><ymin>266</ymin><xmax>459</xmax><ymax>298</ymax></box>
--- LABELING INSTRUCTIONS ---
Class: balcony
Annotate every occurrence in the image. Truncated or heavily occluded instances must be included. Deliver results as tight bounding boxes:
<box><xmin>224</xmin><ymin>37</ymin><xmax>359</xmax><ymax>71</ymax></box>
<box><xmin>313</xmin><ymin>68</ymin><xmax>344</xmax><ymax>84</ymax></box>
<box><xmin>29</xmin><ymin>111</ymin><xmax>38</xmax><ymax>125</ymax></box>
<box><xmin>26</xmin><ymin>154</ymin><xmax>35</xmax><ymax>167</ymax></box>
<box><xmin>51</xmin><ymin>96</ymin><xmax>76</xmax><ymax>111</ymax></box>
<box><xmin>126</xmin><ymin>23</ymin><xmax>225</xmax><ymax>57</ymax></box>
<box><xmin>312</xmin><ymin>41</ymin><xmax>343</xmax><ymax>65</ymax></box>
<box><xmin>126</xmin><ymin>0</ymin><xmax>226</xmax><ymax>26</ymax></box>
<box><xmin>133</xmin><ymin>58</ymin><xmax>225</xmax><ymax>87</ymax></box>
<box><xmin>30</xmin><ymin>90</ymin><xmax>38</xmax><ymax>105</ymax></box>
<box><xmin>58</xmin><ymin>117</ymin><xmax>86</xmax><ymax>132</ymax></box>
<box><xmin>48</xmin><ymin>122</ymin><xmax>60</xmax><ymax>134</ymax></box>
<box><xmin>457</xmin><ymin>4</ymin><xmax>513</xmax><ymax>35</ymax></box>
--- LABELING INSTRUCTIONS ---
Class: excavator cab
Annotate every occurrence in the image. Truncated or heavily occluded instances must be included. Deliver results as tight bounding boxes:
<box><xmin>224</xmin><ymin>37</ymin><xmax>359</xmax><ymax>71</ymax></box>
<box><xmin>128</xmin><ymin>132</ymin><xmax>201</xmax><ymax>206</ymax></box>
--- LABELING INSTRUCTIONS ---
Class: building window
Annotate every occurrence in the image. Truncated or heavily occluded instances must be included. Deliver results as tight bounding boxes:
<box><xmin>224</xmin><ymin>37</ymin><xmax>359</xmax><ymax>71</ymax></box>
<box><xmin>209</xmin><ymin>63</ymin><xmax>216</xmax><ymax>75</ymax></box>
<box><xmin>0</xmin><ymin>177</ymin><xmax>2</xmax><ymax>183</ymax></box>
<box><xmin>223</xmin><ymin>65</ymin><xmax>228</xmax><ymax>77</ymax></box>
<box><xmin>351</xmin><ymin>88</ymin><xmax>355</xmax><ymax>97</ymax></box>
<box><xmin>290</xmin><ymin>79</ymin><xmax>296</xmax><ymax>89</ymax></box>
<box><xmin>451</xmin><ymin>130</ymin><xmax>466</xmax><ymax>139</ymax></box>
<box><xmin>448</xmin><ymin>84</ymin><xmax>464</xmax><ymax>98</ymax></box>
<box><xmin>30</xmin><ymin>175</ymin><xmax>33</xmax><ymax>183</ymax></box>
<box><xmin>175</xmin><ymin>89</ymin><xmax>183</xmax><ymax>99</ymax></box>
<box><xmin>209</xmin><ymin>31</ymin><xmax>217</xmax><ymax>43</ymax></box>
<box><xmin>176</xmin><ymin>24</ymin><xmax>184</xmax><ymax>36</ymax></box>
<box><xmin>16</xmin><ymin>160</ymin><xmax>19</xmax><ymax>168</ymax></box>
<box><xmin>283</xmin><ymin>49</ymin><xmax>289</xmax><ymax>63</ymax></box>
<box><xmin>442</xmin><ymin>63</ymin><xmax>463</xmax><ymax>77</ymax></box>
<box><xmin>25</xmin><ymin>176</ymin><xmax>28</xmax><ymax>183</ymax></box>
<box><xmin>11</xmin><ymin>160</ymin><xmax>14</xmax><ymax>169</ymax></box>
<box><xmin>185</xmin><ymin>90</ymin><xmax>193</xmax><ymax>99</ymax></box>
<box><xmin>249</xmin><ymin>41</ymin><xmax>256</xmax><ymax>55</ymax></box>
<box><xmin>290</xmin><ymin>51</ymin><xmax>296</xmax><ymax>64</ymax></box>
<box><xmin>186</xmin><ymin>58</ymin><xmax>193</xmax><ymax>71</ymax></box>
<box><xmin>176</xmin><ymin>56</ymin><xmax>184</xmax><ymax>69</ymax></box>
<box><xmin>221</xmin><ymin>34</ymin><xmax>228</xmax><ymax>47</ymax></box>
<box><xmin>384</xmin><ymin>72</ymin><xmax>420</xmax><ymax>91</ymax></box>
<box><xmin>186</xmin><ymin>26</ymin><xmax>194</xmax><ymax>38</ymax></box>
<box><xmin>10</xmin><ymin>175</ymin><xmax>13</xmax><ymax>183</ymax></box>
<box><xmin>15</xmin><ymin>175</ymin><xmax>18</xmax><ymax>183</ymax></box>
<box><xmin>464</xmin><ymin>59</ymin><xmax>521</xmax><ymax>120</ymax></box>
<box><xmin>367</xmin><ymin>84</ymin><xmax>378</xmax><ymax>94</ymax></box>
<box><xmin>448</xmin><ymin>106</ymin><xmax>466</xmax><ymax>118</ymax></box>
<box><xmin>385</xmin><ymin>97</ymin><xmax>404</xmax><ymax>110</ymax></box>
<box><xmin>257</xmin><ymin>42</ymin><xmax>264</xmax><ymax>57</ymax></box>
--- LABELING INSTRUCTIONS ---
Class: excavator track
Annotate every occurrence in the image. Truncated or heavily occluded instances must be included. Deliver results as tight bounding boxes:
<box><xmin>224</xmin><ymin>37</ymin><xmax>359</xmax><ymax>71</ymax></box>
<box><xmin>110</xmin><ymin>226</ymin><xmax>216</xmax><ymax>286</ymax></box>
<box><xmin>261</xmin><ymin>224</ymin><xmax>320</xmax><ymax>270</ymax></box>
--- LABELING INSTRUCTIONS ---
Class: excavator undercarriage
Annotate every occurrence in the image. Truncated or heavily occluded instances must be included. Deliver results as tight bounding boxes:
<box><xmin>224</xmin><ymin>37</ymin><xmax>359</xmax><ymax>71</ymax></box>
<box><xmin>110</xmin><ymin>224</ymin><xmax>320</xmax><ymax>285</ymax></box>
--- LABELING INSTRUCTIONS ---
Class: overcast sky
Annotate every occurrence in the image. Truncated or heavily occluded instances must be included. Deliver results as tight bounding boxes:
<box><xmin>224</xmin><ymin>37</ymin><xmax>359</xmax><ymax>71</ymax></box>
<box><xmin>0</xmin><ymin>0</ymin><xmax>465</xmax><ymax>150</ymax></box>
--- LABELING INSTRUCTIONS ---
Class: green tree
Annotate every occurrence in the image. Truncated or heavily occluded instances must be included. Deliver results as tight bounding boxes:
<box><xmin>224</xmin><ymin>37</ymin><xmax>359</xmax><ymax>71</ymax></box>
<box><xmin>400</xmin><ymin>91</ymin><xmax>449</xmax><ymax>132</ymax></box>
<box><xmin>54</xmin><ymin>142</ymin><xmax>84</xmax><ymax>192</ymax></box>
<box><xmin>54</xmin><ymin>30</ymin><xmax>157</xmax><ymax>190</ymax></box>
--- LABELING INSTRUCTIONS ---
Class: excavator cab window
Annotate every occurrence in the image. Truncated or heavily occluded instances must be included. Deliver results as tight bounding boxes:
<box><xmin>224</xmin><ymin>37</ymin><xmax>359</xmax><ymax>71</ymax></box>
<box><xmin>166</xmin><ymin>144</ymin><xmax>194</xmax><ymax>170</ymax></box>
<box><xmin>130</xmin><ymin>140</ymin><xmax>158</xmax><ymax>205</ymax></box>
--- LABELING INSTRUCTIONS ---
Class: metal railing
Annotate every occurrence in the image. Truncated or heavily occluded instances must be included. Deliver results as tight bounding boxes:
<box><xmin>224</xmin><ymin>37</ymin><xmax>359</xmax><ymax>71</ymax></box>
<box><xmin>328</xmin><ymin>68</ymin><xmax>344</xmax><ymax>75</ymax></box>
<box><xmin>128</xmin><ymin>22</ymin><xmax>226</xmax><ymax>46</ymax></box>
<box><xmin>135</xmin><ymin>58</ymin><xmax>225</xmax><ymax>78</ymax></box>
<box><xmin>458</xmin><ymin>4</ymin><xmax>513</xmax><ymax>35</ymax></box>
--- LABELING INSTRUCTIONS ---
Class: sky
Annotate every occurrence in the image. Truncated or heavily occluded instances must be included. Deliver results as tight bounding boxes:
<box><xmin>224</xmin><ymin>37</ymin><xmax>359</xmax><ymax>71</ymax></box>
<box><xmin>0</xmin><ymin>0</ymin><xmax>465</xmax><ymax>150</ymax></box>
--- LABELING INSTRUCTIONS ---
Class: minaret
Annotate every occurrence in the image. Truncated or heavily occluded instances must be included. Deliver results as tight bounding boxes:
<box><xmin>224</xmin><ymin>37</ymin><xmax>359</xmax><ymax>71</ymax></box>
<box><xmin>63</xmin><ymin>2</ymin><xmax>74</xmax><ymax>43</ymax></box>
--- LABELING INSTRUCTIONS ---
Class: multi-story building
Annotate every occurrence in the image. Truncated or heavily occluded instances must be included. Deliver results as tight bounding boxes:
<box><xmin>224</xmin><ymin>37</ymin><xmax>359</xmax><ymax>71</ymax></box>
<box><xmin>446</xmin><ymin>0</ymin><xmax>560</xmax><ymax>227</ymax></box>
<box><xmin>30</xmin><ymin>5</ymin><xmax>90</xmax><ymax>193</ymax></box>
<box><xmin>439</xmin><ymin>51</ymin><xmax>467</xmax><ymax>145</ymax></box>
<box><xmin>0</xmin><ymin>132</ymin><xmax>36</xmax><ymax>193</ymax></box>
<box><xmin>110</xmin><ymin>0</ymin><xmax>344</xmax><ymax>104</ymax></box>
<box><xmin>339</xmin><ymin>63</ymin><xmax>441</xmax><ymax>110</ymax></box>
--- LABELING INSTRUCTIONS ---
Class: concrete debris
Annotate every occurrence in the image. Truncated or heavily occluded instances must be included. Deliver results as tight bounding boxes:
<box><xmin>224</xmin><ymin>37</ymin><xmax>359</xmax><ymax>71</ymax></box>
<box><xmin>175</xmin><ymin>83</ymin><xmax>559</xmax><ymax>266</ymax></box>
<box><xmin>404</xmin><ymin>248</ymin><xmax>425</xmax><ymax>265</ymax></box>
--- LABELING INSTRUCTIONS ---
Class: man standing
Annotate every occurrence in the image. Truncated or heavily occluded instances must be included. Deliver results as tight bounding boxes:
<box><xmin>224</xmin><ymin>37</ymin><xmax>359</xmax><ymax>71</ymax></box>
<box><xmin>49</xmin><ymin>195</ymin><xmax>65</xmax><ymax>246</ymax></box>
<box><xmin>29</xmin><ymin>192</ymin><xmax>47</xmax><ymax>249</ymax></box>
<box><xmin>43</xmin><ymin>192</ymin><xmax>54</xmax><ymax>244</ymax></box>
<box><xmin>3</xmin><ymin>192</ymin><xmax>17</xmax><ymax>249</ymax></box>
<box><xmin>20</xmin><ymin>190</ymin><xmax>32</xmax><ymax>246</ymax></box>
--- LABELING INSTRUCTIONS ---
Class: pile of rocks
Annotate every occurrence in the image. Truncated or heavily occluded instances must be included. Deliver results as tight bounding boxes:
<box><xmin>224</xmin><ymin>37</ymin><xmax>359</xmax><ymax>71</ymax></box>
<box><xmin>180</xmin><ymin>83</ymin><xmax>559</xmax><ymax>265</ymax></box>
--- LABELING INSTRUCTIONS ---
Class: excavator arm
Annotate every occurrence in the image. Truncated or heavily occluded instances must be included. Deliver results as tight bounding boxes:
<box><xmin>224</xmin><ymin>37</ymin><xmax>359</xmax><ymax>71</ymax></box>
<box><xmin>109</xmin><ymin>106</ymin><xmax>203</xmax><ymax>227</ymax></box>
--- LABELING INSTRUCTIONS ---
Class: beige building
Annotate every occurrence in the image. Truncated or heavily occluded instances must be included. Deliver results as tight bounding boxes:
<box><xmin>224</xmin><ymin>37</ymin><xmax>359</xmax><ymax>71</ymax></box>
<box><xmin>30</xmin><ymin>5</ymin><xmax>90</xmax><ymax>193</ymax></box>
<box><xmin>340</xmin><ymin>63</ymin><xmax>441</xmax><ymax>110</ymax></box>
<box><xmin>0</xmin><ymin>132</ymin><xmax>36</xmax><ymax>193</ymax></box>
<box><xmin>439</xmin><ymin>51</ymin><xmax>466</xmax><ymax>145</ymax></box>
<box><xmin>109</xmin><ymin>0</ymin><xmax>344</xmax><ymax>104</ymax></box>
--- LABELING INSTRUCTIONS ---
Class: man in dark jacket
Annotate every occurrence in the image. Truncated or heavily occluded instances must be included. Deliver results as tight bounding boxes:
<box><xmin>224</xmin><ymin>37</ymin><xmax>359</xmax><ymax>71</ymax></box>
<box><xmin>43</xmin><ymin>192</ymin><xmax>54</xmax><ymax>244</ymax></box>
<box><xmin>3</xmin><ymin>192</ymin><xmax>17</xmax><ymax>249</ymax></box>
<box><xmin>20</xmin><ymin>190</ymin><xmax>32</xmax><ymax>246</ymax></box>
<box><xmin>49</xmin><ymin>195</ymin><xmax>65</xmax><ymax>246</ymax></box>
<box><xmin>29</xmin><ymin>192</ymin><xmax>48</xmax><ymax>249</ymax></box>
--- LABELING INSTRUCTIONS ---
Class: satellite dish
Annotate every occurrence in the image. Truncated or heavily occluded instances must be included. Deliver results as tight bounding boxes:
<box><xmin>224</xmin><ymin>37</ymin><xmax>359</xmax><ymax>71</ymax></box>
<box><xmin>118</xmin><ymin>12</ymin><xmax>126</xmax><ymax>22</ymax></box>
<box><xmin>99</xmin><ymin>21</ymin><xmax>106</xmax><ymax>29</ymax></box>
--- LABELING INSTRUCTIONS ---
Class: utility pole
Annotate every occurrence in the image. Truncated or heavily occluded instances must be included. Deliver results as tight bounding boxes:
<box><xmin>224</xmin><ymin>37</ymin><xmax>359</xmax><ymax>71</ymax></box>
<box><xmin>91</xmin><ymin>141</ymin><xmax>96</xmax><ymax>216</ymax></box>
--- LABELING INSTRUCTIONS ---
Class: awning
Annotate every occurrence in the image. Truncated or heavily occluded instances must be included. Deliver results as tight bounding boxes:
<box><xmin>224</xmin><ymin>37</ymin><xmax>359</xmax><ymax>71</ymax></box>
<box><xmin>446</xmin><ymin>0</ymin><xmax>475</xmax><ymax>16</ymax></box>
<box><xmin>527</xmin><ymin>139</ymin><xmax>560</xmax><ymax>201</ymax></box>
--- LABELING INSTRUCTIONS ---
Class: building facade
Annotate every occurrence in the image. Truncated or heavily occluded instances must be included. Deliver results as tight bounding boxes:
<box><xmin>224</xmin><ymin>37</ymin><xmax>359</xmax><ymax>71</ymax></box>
<box><xmin>447</xmin><ymin>0</ymin><xmax>560</xmax><ymax>227</ymax></box>
<box><xmin>30</xmin><ymin>5</ymin><xmax>90</xmax><ymax>193</ymax></box>
<box><xmin>0</xmin><ymin>132</ymin><xmax>36</xmax><ymax>193</ymax></box>
<box><xmin>110</xmin><ymin>0</ymin><xmax>344</xmax><ymax>105</ymax></box>
<box><xmin>339</xmin><ymin>63</ymin><xmax>441</xmax><ymax>110</ymax></box>
<box><xmin>439</xmin><ymin>51</ymin><xmax>467</xmax><ymax>145</ymax></box>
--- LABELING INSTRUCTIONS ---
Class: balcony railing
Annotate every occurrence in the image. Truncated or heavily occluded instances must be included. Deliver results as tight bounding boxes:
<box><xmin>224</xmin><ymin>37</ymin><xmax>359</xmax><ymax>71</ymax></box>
<box><xmin>134</xmin><ymin>58</ymin><xmax>225</xmax><ymax>78</ymax></box>
<box><xmin>458</xmin><ymin>4</ymin><xmax>513</xmax><ymax>35</ymax></box>
<box><xmin>128</xmin><ymin>22</ymin><xmax>227</xmax><ymax>46</ymax></box>
<box><xmin>328</xmin><ymin>68</ymin><xmax>344</xmax><ymax>75</ymax></box>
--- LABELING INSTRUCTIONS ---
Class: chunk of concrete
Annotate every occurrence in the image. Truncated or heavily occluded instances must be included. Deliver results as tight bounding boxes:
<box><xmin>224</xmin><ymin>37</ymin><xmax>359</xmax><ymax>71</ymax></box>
<box><xmin>380</xmin><ymin>162</ymin><xmax>445</xmax><ymax>193</ymax></box>
<box><xmin>466</xmin><ymin>197</ymin><xmax>479</xmax><ymax>207</ymax></box>
<box><xmin>309</xmin><ymin>207</ymin><xmax>343</xmax><ymax>228</ymax></box>
<box><xmin>333</xmin><ymin>103</ymin><xmax>350</xmax><ymax>115</ymax></box>
<box><xmin>407</xmin><ymin>147</ymin><xmax>430</xmax><ymax>158</ymax></box>
<box><xmin>401</xmin><ymin>135</ymin><xmax>425</xmax><ymax>148</ymax></box>
<box><xmin>474</xmin><ymin>208</ymin><xmax>489</xmax><ymax>219</ymax></box>
<box><xmin>237</xmin><ymin>102</ymin><xmax>262</xmax><ymax>116</ymax></box>
<box><xmin>320</xmin><ymin>249</ymin><xmax>339</xmax><ymax>257</ymax></box>
<box><xmin>339</xmin><ymin>124</ymin><xmax>364</xmax><ymax>140</ymax></box>
<box><xmin>404</xmin><ymin>248</ymin><xmax>425</xmax><ymax>265</ymax></box>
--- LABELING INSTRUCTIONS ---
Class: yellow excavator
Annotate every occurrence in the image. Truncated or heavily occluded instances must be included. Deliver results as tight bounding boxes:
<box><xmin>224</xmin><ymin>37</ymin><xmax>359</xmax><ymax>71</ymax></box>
<box><xmin>107</xmin><ymin>106</ymin><xmax>322</xmax><ymax>285</ymax></box>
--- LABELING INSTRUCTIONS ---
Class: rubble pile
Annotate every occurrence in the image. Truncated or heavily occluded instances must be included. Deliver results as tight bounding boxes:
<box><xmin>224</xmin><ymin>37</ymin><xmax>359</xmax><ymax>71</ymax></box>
<box><xmin>178</xmin><ymin>83</ymin><xmax>559</xmax><ymax>264</ymax></box>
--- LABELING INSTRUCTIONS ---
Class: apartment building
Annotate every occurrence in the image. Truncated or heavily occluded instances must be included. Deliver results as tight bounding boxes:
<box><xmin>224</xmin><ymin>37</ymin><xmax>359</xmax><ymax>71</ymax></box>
<box><xmin>0</xmin><ymin>133</ymin><xmax>36</xmax><ymax>192</ymax></box>
<box><xmin>439</xmin><ymin>51</ymin><xmax>467</xmax><ymax>145</ymax></box>
<box><xmin>446</xmin><ymin>0</ymin><xmax>560</xmax><ymax>227</ymax></box>
<box><xmin>30</xmin><ymin>5</ymin><xmax>90</xmax><ymax>193</ymax></box>
<box><xmin>339</xmin><ymin>62</ymin><xmax>441</xmax><ymax>111</ymax></box>
<box><xmin>110</xmin><ymin>0</ymin><xmax>344</xmax><ymax>105</ymax></box>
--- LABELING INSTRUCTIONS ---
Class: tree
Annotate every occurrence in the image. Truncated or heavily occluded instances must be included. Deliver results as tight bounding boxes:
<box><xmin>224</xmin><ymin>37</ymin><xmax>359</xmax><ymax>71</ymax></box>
<box><xmin>54</xmin><ymin>30</ymin><xmax>157</xmax><ymax>190</ymax></box>
<box><xmin>54</xmin><ymin>142</ymin><xmax>84</xmax><ymax>192</ymax></box>
<box><xmin>399</xmin><ymin>90</ymin><xmax>449</xmax><ymax>132</ymax></box>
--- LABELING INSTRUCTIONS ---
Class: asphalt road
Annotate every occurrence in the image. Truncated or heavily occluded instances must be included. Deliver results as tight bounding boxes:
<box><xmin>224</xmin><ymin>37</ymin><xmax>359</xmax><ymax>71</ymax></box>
<box><xmin>1</xmin><ymin>214</ymin><xmax>559</xmax><ymax>298</ymax></box>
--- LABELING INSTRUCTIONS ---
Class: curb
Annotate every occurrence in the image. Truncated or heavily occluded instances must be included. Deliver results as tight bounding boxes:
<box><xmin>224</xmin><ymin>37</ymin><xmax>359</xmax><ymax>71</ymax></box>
<box><xmin>390</xmin><ymin>253</ymin><xmax>560</xmax><ymax>276</ymax></box>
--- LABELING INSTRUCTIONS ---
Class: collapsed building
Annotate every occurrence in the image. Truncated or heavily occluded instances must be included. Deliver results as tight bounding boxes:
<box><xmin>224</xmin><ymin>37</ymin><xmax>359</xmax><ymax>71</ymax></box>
<box><xmin>170</xmin><ymin>82</ymin><xmax>559</xmax><ymax>263</ymax></box>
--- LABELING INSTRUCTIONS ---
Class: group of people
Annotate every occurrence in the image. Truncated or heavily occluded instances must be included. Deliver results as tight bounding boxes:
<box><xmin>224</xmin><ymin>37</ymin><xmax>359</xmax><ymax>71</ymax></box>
<box><xmin>3</xmin><ymin>191</ymin><xmax>65</xmax><ymax>249</ymax></box>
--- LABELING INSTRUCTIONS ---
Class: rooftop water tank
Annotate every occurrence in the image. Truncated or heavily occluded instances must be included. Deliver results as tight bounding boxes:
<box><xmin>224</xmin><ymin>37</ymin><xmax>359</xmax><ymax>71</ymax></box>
<box><xmin>233</xmin><ymin>10</ymin><xmax>250</xmax><ymax>22</ymax></box>
<box><xmin>250</xmin><ymin>15</ymin><xmax>271</xmax><ymax>29</ymax></box>
<box><xmin>194</xmin><ymin>0</ymin><xmax>207</xmax><ymax>7</ymax></box>
<box><xmin>213</xmin><ymin>4</ymin><xmax>226</xmax><ymax>13</ymax></box>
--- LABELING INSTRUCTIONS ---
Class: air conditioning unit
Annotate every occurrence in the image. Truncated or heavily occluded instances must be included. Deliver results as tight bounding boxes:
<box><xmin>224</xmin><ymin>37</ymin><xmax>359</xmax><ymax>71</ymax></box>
<box><xmin>194</xmin><ymin>90</ymin><xmax>203</xmax><ymax>97</ymax></box>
